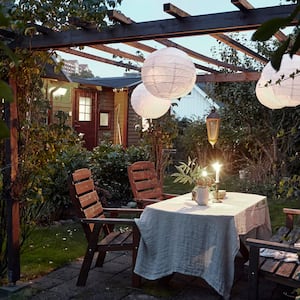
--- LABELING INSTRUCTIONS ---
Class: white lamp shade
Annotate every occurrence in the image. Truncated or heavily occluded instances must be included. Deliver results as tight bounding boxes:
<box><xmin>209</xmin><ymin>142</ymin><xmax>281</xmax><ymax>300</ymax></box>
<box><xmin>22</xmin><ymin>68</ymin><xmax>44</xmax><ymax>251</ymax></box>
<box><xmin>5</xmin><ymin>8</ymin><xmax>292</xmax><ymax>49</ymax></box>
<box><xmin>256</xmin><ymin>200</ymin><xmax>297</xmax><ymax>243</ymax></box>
<box><xmin>141</xmin><ymin>47</ymin><xmax>196</xmax><ymax>99</ymax></box>
<box><xmin>271</xmin><ymin>54</ymin><xmax>300</xmax><ymax>107</ymax></box>
<box><xmin>256</xmin><ymin>54</ymin><xmax>300</xmax><ymax>109</ymax></box>
<box><xmin>130</xmin><ymin>83</ymin><xmax>171</xmax><ymax>119</ymax></box>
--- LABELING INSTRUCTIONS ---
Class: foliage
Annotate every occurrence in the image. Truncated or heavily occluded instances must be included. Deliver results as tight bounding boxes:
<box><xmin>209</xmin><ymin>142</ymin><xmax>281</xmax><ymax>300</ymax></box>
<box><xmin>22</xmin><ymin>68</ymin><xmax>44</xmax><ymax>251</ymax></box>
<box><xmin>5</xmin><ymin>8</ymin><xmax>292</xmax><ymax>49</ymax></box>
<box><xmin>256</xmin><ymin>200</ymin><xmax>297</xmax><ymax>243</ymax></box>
<box><xmin>252</xmin><ymin>1</ymin><xmax>300</xmax><ymax>70</ymax></box>
<box><xmin>208</xmin><ymin>34</ymin><xmax>300</xmax><ymax>188</ymax></box>
<box><xmin>139</xmin><ymin>114</ymin><xmax>178</xmax><ymax>186</ymax></box>
<box><xmin>6</xmin><ymin>0</ymin><xmax>122</xmax><ymax>32</ymax></box>
<box><xmin>89</xmin><ymin>141</ymin><xmax>150</xmax><ymax>206</ymax></box>
<box><xmin>173</xmin><ymin>117</ymin><xmax>216</xmax><ymax>167</ymax></box>
<box><xmin>0</xmin><ymin>0</ymin><xmax>124</xmax><ymax>284</ymax></box>
<box><xmin>172</xmin><ymin>157</ymin><xmax>214</xmax><ymax>187</ymax></box>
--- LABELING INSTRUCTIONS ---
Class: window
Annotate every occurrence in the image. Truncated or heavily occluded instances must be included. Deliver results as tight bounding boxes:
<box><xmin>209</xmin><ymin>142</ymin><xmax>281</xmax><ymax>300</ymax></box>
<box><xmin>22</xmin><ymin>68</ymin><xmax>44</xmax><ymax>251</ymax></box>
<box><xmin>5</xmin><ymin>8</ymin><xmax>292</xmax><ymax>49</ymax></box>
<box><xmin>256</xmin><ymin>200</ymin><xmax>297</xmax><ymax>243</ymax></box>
<box><xmin>100</xmin><ymin>111</ymin><xmax>110</xmax><ymax>128</ymax></box>
<box><xmin>79</xmin><ymin>96</ymin><xmax>92</xmax><ymax>121</ymax></box>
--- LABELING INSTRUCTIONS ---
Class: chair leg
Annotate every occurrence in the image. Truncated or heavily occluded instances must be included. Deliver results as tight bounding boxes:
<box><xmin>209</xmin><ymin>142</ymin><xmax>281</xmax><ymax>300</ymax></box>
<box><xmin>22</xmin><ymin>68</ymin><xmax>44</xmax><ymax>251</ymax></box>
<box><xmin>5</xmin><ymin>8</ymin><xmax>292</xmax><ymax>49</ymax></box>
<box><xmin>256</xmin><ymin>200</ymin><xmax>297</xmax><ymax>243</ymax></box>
<box><xmin>95</xmin><ymin>251</ymin><xmax>106</xmax><ymax>267</ymax></box>
<box><xmin>248</xmin><ymin>246</ymin><xmax>260</xmax><ymax>300</ymax></box>
<box><xmin>77</xmin><ymin>224</ymin><xmax>101</xmax><ymax>286</ymax></box>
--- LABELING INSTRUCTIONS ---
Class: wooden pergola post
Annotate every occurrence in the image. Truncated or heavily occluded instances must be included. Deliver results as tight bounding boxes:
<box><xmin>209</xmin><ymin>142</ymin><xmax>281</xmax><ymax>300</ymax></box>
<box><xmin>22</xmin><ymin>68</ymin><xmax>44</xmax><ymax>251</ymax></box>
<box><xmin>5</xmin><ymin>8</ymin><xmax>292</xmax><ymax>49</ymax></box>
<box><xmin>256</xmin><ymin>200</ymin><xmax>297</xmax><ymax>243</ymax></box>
<box><xmin>3</xmin><ymin>77</ymin><xmax>20</xmax><ymax>285</ymax></box>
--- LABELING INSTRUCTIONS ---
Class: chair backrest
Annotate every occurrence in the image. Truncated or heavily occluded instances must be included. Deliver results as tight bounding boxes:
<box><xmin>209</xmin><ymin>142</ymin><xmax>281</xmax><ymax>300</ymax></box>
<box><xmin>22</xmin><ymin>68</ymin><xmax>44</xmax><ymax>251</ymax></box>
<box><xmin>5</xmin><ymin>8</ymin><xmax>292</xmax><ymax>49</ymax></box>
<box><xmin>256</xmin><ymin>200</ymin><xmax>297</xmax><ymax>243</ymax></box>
<box><xmin>127</xmin><ymin>161</ymin><xmax>164</xmax><ymax>200</ymax></box>
<box><xmin>68</xmin><ymin>168</ymin><xmax>105</xmax><ymax>237</ymax></box>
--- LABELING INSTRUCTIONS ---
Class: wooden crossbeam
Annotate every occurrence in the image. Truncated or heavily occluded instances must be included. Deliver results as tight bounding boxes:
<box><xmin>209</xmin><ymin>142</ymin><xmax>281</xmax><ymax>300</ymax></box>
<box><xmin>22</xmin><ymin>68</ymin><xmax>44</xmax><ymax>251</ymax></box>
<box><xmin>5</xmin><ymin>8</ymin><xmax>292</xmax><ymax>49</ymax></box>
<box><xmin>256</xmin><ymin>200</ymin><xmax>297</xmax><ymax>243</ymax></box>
<box><xmin>156</xmin><ymin>38</ymin><xmax>249</xmax><ymax>72</ymax></box>
<box><xmin>163</xmin><ymin>3</ymin><xmax>189</xmax><ymax>18</ymax></box>
<box><xmin>197</xmin><ymin>71</ymin><xmax>260</xmax><ymax>82</ymax></box>
<box><xmin>231</xmin><ymin>0</ymin><xmax>288</xmax><ymax>43</ymax></box>
<box><xmin>231</xmin><ymin>0</ymin><xmax>253</xmax><ymax>12</ymax></box>
<box><xmin>164</xmin><ymin>3</ymin><xmax>268</xmax><ymax>64</ymax></box>
<box><xmin>59</xmin><ymin>47</ymin><xmax>141</xmax><ymax>72</ymax></box>
<box><xmin>109</xmin><ymin>8</ymin><xmax>225</xmax><ymax>73</ymax></box>
<box><xmin>12</xmin><ymin>5</ymin><xmax>297</xmax><ymax>50</ymax></box>
<box><xmin>90</xmin><ymin>44</ymin><xmax>144</xmax><ymax>63</ymax></box>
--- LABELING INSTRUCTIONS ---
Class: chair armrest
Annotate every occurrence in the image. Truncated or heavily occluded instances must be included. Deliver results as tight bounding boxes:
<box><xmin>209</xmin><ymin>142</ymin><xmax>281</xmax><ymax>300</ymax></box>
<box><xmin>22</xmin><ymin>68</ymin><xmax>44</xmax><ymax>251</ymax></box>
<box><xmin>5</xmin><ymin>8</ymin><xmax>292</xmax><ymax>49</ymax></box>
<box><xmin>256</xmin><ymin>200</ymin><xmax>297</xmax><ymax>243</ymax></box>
<box><xmin>81</xmin><ymin>218</ymin><xmax>137</xmax><ymax>226</ymax></box>
<box><xmin>103</xmin><ymin>207</ymin><xmax>143</xmax><ymax>215</ymax></box>
<box><xmin>283</xmin><ymin>208</ymin><xmax>300</xmax><ymax>229</ymax></box>
<box><xmin>135</xmin><ymin>198</ymin><xmax>161</xmax><ymax>205</ymax></box>
<box><xmin>246</xmin><ymin>238</ymin><xmax>300</xmax><ymax>254</ymax></box>
<box><xmin>162</xmin><ymin>193</ymin><xmax>178</xmax><ymax>199</ymax></box>
<box><xmin>283</xmin><ymin>208</ymin><xmax>300</xmax><ymax>215</ymax></box>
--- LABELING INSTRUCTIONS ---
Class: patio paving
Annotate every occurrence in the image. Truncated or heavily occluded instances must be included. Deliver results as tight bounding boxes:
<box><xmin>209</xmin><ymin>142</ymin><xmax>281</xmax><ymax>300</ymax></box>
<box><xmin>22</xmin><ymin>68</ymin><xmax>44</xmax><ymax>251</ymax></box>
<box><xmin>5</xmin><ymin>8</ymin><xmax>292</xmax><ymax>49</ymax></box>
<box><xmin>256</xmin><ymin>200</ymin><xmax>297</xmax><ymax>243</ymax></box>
<box><xmin>0</xmin><ymin>251</ymin><xmax>292</xmax><ymax>300</ymax></box>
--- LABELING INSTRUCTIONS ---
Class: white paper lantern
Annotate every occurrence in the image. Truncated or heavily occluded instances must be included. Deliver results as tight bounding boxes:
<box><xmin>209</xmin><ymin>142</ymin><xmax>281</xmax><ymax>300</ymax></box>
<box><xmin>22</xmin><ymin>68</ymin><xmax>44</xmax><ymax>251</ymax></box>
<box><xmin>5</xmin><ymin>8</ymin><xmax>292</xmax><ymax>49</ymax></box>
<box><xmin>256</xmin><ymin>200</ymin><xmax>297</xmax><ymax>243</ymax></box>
<box><xmin>272</xmin><ymin>54</ymin><xmax>300</xmax><ymax>107</ymax></box>
<box><xmin>141</xmin><ymin>47</ymin><xmax>196</xmax><ymax>99</ymax></box>
<box><xmin>256</xmin><ymin>54</ymin><xmax>300</xmax><ymax>109</ymax></box>
<box><xmin>130</xmin><ymin>83</ymin><xmax>171</xmax><ymax>119</ymax></box>
<box><xmin>255</xmin><ymin>75</ymin><xmax>284</xmax><ymax>110</ymax></box>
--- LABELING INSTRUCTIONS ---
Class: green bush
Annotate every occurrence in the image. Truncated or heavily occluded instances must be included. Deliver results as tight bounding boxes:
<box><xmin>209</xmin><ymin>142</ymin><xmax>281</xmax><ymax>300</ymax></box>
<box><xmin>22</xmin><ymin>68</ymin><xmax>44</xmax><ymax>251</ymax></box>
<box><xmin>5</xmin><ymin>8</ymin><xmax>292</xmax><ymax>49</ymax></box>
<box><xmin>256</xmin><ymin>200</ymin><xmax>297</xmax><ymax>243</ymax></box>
<box><xmin>89</xmin><ymin>141</ymin><xmax>150</xmax><ymax>206</ymax></box>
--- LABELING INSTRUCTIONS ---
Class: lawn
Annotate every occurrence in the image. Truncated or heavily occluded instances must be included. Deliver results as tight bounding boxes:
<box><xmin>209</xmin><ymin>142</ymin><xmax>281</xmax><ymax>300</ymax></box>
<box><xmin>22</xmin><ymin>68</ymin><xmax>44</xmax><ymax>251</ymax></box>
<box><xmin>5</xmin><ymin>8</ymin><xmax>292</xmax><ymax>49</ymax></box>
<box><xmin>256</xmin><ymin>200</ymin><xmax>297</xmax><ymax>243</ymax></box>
<box><xmin>20</xmin><ymin>222</ymin><xmax>86</xmax><ymax>281</ymax></box>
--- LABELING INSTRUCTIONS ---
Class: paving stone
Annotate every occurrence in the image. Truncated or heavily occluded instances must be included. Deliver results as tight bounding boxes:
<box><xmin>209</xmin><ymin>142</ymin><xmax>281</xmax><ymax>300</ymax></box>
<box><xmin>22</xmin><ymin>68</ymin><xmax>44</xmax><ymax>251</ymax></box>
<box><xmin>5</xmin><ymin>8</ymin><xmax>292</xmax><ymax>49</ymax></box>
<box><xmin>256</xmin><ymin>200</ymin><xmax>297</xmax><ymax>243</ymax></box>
<box><xmin>0</xmin><ymin>251</ymin><xmax>289</xmax><ymax>300</ymax></box>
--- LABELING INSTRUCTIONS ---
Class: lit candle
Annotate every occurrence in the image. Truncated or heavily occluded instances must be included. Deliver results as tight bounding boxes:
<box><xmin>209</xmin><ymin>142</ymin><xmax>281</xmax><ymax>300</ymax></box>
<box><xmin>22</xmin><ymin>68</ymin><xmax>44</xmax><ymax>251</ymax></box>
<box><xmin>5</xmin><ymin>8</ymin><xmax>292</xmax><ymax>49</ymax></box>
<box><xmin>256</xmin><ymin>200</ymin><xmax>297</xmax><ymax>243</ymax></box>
<box><xmin>213</xmin><ymin>162</ymin><xmax>222</xmax><ymax>183</ymax></box>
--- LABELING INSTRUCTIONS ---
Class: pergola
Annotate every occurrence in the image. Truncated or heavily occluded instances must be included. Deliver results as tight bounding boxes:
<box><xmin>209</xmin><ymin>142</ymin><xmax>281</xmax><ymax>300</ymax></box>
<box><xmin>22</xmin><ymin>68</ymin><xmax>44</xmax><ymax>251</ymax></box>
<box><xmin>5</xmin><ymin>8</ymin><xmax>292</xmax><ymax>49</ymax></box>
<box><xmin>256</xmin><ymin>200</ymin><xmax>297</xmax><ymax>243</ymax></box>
<box><xmin>2</xmin><ymin>0</ymin><xmax>297</xmax><ymax>286</ymax></box>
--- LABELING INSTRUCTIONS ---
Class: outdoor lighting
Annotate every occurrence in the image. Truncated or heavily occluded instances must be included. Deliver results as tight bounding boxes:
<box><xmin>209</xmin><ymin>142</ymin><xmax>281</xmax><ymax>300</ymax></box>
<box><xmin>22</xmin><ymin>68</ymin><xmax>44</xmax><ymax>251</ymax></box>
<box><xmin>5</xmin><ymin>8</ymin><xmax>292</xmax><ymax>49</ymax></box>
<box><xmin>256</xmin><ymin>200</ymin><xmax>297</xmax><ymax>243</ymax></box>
<box><xmin>256</xmin><ymin>54</ymin><xmax>300</xmax><ymax>109</ymax></box>
<box><xmin>212</xmin><ymin>162</ymin><xmax>222</xmax><ymax>203</ymax></box>
<box><xmin>206</xmin><ymin>107</ymin><xmax>220</xmax><ymax>148</ymax></box>
<box><xmin>212</xmin><ymin>162</ymin><xmax>222</xmax><ymax>183</ymax></box>
<box><xmin>141</xmin><ymin>47</ymin><xmax>196</xmax><ymax>99</ymax></box>
<box><xmin>130</xmin><ymin>83</ymin><xmax>171</xmax><ymax>119</ymax></box>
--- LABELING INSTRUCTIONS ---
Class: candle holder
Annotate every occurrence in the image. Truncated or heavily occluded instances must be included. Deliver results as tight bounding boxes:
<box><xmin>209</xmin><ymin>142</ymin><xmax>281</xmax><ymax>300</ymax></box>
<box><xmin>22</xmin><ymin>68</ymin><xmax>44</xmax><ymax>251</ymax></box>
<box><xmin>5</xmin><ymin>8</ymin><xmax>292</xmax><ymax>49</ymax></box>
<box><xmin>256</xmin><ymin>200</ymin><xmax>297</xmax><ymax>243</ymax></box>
<box><xmin>212</xmin><ymin>182</ymin><xmax>222</xmax><ymax>203</ymax></box>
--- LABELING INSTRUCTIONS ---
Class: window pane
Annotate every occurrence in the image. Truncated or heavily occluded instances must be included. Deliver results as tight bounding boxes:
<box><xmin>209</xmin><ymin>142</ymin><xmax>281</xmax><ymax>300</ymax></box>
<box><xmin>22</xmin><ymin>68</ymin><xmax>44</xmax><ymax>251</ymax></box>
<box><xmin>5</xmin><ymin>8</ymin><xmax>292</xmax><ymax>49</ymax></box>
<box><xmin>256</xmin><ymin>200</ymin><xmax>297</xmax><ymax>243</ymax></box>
<box><xmin>78</xmin><ymin>96</ymin><xmax>92</xmax><ymax>121</ymax></box>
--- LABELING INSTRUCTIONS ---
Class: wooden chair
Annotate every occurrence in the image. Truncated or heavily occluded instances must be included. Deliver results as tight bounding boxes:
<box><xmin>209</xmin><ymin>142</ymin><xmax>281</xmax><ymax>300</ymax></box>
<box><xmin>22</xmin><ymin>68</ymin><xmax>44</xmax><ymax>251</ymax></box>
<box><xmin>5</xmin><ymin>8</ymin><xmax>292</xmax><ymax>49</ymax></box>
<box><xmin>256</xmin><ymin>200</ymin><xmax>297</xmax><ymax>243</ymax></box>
<box><xmin>68</xmin><ymin>168</ymin><xmax>143</xmax><ymax>287</ymax></box>
<box><xmin>127</xmin><ymin>161</ymin><xmax>177</xmax><ymax>208</ymax></box>
<box><xmin>246</xmin><ymin>208</ymin><xmax>300</xmax><ymax>300</ymax></box>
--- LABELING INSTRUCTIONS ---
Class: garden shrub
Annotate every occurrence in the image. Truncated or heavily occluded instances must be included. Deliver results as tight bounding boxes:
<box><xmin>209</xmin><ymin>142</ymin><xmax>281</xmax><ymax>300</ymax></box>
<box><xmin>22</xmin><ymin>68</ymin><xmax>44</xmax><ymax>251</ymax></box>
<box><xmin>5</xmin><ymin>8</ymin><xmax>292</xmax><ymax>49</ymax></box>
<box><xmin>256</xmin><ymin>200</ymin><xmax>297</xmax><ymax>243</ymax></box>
<box><xmin>89</xmin><ymin>141</ymin><xmax>150</xmax><ymax>206</ymax></box>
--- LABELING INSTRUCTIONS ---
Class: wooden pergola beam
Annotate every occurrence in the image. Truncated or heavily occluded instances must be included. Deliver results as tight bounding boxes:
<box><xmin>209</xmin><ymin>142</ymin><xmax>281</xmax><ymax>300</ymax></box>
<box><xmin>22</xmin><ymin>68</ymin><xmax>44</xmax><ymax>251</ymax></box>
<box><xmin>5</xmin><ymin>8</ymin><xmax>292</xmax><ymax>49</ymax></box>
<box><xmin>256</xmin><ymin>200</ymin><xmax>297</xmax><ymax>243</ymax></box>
<box><xmin>197</xmin><ymin>71</ymin><xmax>260</xmax><ymax>82</ymax></box>
<box><xmin>90</xmin><ymin>44</ymin><xmax>145</xmax><ymax>63</ymax></box>
<box><xmin>164</xmin><ymin>3</ymin><xmax>268</xmax><ymax>64</ymax></box>
<box><xmin>11</xmin><ymin>5</ymin><xmax>297</xmax><ymax>50</ymax></box>
<box><xmin>231</xmin><ymin>0</ymin><xmax>253</xmax><ymax>12</ymax></box>
<box><xmin>110</xmin><ymin>9</ymin><xmax>226</xmax><ymax>73</ymax></box>
<box><xmin>231</xmin><ymin>0</ymin><xmax>288</xmax><ymax>43</ymax></box>
<box><xmin>59</xmin><ymin>48</ymin><xmax>141</xmax><ymax>71</ymax></box>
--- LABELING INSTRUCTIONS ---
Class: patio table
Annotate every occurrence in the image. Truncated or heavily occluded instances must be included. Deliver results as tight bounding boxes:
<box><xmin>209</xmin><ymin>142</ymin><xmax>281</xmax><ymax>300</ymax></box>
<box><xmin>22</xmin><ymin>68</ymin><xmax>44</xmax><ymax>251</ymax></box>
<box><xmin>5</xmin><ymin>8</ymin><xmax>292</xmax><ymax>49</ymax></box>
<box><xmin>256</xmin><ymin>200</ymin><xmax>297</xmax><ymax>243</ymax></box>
<box><xmin>134</xmin><ymin>192</ymin><xmax>271</xmax><ymax>300</ymax></box>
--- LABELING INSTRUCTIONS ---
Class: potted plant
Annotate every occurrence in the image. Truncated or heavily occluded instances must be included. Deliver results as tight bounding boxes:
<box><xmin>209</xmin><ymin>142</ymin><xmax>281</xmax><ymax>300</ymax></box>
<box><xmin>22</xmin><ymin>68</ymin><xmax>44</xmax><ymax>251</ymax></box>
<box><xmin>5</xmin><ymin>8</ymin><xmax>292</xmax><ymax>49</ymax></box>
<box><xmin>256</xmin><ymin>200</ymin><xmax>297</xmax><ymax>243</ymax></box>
<box><xmin>171</xmin><ymin>157</ymin><xmax>214</xmax><ymax>205</ymax></box>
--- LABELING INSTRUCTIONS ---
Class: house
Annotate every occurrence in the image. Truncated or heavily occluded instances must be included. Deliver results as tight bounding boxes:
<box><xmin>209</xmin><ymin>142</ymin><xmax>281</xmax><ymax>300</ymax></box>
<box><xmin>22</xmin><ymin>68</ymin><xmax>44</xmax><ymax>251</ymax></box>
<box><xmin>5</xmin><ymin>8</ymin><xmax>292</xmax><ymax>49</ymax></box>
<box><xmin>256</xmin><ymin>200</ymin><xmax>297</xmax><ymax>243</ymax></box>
<box><xmin>43</xmin><ymin>72</ymin><xmax>219</xmax><ymax>150</ymax></box>
<box><xmin>43</xmin><ymin>73</ymin><xmax>142</xmax><ymax>150</ymax></box>
<box><xmin>171</xmin><ymin>84</ymin><xmax>220</xmax><ymax>121</ymax></box>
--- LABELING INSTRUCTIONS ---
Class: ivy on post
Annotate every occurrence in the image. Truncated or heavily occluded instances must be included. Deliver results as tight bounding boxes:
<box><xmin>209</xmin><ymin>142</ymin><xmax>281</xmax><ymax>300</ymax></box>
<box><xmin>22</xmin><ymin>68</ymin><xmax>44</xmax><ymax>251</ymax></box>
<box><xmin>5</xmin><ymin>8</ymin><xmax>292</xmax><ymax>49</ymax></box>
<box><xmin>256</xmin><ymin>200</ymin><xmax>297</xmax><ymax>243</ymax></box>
<box><xmin>3</xmin><ymin>77</ymin><xmax>20</xmax><ymax>285</ymax></box>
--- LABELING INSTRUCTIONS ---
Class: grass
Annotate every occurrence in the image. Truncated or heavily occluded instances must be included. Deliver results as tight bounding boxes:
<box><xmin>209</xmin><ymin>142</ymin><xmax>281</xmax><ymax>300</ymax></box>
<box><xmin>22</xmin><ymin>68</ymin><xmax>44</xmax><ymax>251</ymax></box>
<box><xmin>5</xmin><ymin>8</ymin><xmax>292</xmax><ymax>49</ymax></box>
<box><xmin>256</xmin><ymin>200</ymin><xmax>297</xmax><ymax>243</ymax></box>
<box><xmin>20</xmin><ymin>222</ymin><xmax>86</xmax><ymax>281</ymax></box>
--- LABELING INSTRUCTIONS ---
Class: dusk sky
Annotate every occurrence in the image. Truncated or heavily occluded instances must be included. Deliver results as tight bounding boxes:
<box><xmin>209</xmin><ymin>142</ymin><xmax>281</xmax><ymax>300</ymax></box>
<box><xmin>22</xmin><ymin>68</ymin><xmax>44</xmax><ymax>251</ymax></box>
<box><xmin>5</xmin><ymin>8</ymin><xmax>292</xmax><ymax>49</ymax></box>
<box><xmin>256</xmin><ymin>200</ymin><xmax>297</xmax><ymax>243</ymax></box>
<box><xmin>57</xmin><ymin>1</ymin><xmax>287</xmax><ymax>77</ymax></box>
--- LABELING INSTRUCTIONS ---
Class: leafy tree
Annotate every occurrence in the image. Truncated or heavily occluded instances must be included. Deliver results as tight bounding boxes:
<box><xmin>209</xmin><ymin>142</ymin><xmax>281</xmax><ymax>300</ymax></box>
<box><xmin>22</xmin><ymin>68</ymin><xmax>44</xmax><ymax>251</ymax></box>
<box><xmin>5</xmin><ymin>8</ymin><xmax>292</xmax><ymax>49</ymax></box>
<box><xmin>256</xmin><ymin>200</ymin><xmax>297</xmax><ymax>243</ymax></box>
<box><xmin>0</xmin><ymin>0</ymin><xmax>123</xmax><ymax>281</ymax></box>
<box><xmin>208</xmin><ymin>34</ymin><xmax>300</xmax><ymax>187</ymax></box>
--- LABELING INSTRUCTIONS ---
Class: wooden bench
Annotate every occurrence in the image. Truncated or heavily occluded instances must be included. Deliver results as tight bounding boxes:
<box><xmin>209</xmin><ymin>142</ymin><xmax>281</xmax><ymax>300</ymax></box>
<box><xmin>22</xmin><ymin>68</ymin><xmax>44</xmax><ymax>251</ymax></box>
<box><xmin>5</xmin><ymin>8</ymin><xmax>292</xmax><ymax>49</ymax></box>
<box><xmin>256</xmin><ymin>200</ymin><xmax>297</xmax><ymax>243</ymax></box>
<box><xmin>246</xmin><ymin>208</ymin><xmax>300</xmax><ymax>300</ymax></box>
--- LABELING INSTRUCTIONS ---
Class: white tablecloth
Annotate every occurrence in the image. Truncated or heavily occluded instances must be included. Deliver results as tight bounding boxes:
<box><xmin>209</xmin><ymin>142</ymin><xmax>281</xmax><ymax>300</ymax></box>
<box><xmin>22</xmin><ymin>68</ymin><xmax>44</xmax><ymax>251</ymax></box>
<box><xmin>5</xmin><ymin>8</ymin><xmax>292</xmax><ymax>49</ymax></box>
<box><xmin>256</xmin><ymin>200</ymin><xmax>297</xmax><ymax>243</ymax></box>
<box><xmin>134</xmin><ymin>192</ymin><xmax>271</xmax><ymax>300</ymax></box>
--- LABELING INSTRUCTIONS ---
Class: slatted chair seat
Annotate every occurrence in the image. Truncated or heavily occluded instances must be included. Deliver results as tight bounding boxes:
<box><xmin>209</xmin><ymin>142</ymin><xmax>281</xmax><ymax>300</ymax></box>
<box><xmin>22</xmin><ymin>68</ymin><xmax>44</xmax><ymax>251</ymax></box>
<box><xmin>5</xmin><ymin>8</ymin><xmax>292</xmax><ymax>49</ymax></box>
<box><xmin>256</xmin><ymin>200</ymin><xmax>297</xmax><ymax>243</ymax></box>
<box><xmin>246</xmin><ymin>208</ymin><xmax>300</xmax><ymax>300</ymax></box>
<box><xmin>68</xmin><ymin>168</ymin><xmax>143</xmax><ymax>287</ymax></box>
<box><xmin>127</xmin><ymin>161</ymin><xmax>177</xmax><ymax>208</ymax></box>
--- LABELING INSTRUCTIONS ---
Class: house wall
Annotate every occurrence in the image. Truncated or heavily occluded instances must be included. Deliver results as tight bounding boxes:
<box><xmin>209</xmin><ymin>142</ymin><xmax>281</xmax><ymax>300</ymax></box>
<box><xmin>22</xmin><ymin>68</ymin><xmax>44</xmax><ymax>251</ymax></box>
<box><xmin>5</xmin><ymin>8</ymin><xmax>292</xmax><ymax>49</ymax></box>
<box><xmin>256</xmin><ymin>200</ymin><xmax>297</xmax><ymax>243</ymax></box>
<box><xmin>171</xmin><ymin>86</ymin><xmax>219</xmax><ymax>120</ymax></box>
<box><xmin>45</xmin><ymin>79</ymin><xmax>142</xmax><ymax>149</ymax></box>
<box><xmin>113</xmin><ymin>90</ymin><xmax>128</xmax><ymax>145</ymax></box>
<box><xmin>127</xmin><ymin>89</ymin><xmax>141</xmax><ymax>147</ymax></box>
<box><xmin>98</xmin><ymin>87</ymin><xmax>114</xmax><ymax>143</ymax></box>
<box><xmin>44</xmin><ymin>79</ymin><xmax>75</xmax><ymax>126</ymax></box>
